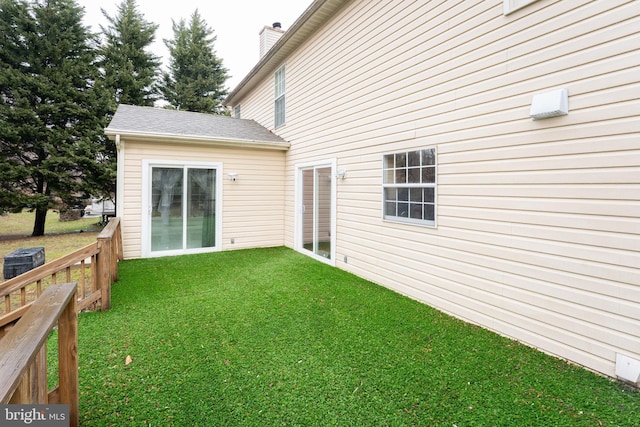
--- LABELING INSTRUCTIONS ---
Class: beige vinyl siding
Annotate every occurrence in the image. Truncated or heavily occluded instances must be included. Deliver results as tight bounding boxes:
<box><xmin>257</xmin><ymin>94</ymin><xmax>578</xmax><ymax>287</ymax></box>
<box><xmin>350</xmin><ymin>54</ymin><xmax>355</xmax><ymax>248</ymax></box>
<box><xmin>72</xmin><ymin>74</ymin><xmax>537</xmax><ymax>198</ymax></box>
<box><xmin>120</xmin><ymin>138</ymin><xmax>286</xmax><ymax>259</ymax></box>
<box><xmin>237</xmin><ymin>78</ymin><xmax>278</xmax><ymax>132</ymax></box>
<box><xmin>231</xmin><ymin>0</ymin><xmax>640</xmax><ymax>378</ymax></box>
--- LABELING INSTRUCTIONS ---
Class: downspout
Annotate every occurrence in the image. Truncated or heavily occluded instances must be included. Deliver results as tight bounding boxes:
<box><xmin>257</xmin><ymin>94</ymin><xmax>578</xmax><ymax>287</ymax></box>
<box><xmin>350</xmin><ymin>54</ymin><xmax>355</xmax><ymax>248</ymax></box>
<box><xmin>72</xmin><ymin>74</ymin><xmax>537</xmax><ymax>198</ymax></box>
<box><xmin>115</xmin><ymin>134</ymin><xmax>125</xmax><ymax>218</ymax></box>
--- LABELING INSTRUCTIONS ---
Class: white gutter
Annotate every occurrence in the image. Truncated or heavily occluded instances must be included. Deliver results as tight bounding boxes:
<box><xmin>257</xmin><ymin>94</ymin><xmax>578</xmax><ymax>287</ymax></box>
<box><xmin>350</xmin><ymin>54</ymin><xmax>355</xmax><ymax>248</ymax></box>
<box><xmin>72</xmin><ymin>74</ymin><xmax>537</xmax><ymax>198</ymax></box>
<box><xmin>114</xmin><ymin>134</ymin><xmax>125</xmax><ymax>218</ymax></box>
<box><xmin>105</xmin><ymin>129</ymin><xmax>290</xmax><ymax>151</ymax></box>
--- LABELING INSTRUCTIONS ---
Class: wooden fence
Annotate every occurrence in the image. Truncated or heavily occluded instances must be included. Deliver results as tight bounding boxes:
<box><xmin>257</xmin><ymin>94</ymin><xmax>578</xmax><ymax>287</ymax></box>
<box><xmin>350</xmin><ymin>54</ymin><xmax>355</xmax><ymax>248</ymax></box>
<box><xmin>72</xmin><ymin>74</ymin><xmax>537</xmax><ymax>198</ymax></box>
<box><xmin>0</xmin><ymin>217</ymin><xmax>122</xmax><ymax>338</ymax></box>
<box><xmin>0</xmin><ymin>217</ymin><xmax>122</xmax><ymax>426</ymax></box>
<box><xmin>0</xmin><ymin>282</ymin><xmax>79</xmax><ymax>426</ymax></box>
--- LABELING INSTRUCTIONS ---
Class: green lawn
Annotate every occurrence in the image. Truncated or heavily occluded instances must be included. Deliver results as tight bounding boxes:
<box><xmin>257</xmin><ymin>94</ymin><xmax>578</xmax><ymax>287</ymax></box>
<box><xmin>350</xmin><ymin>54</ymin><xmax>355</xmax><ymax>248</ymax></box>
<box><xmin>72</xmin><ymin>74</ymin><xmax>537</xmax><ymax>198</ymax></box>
<box><xmin>56</xmin><ymin>247</ymin><xmax>638</xmax><ymax>426</ymax></box>
<box><xmin>0</xmin><ymin>209</ymin><xmax>102</xmax><ymax>237</ymax></box>
<box><xmin>0</xmin><ymin>211</ymin><xmax>102</xmax><ymax>281</ymax></box>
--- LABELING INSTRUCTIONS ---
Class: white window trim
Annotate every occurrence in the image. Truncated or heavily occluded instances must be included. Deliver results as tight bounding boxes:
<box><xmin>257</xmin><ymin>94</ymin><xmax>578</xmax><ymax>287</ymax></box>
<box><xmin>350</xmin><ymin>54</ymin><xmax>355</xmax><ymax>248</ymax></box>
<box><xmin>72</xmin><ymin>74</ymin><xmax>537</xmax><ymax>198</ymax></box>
<box><xmin>294</xmin><ymin>158</ymin><xmax>337</xmax><ymax>266</ymax></box>
<box><xmin>141</xmin><ymin>159</ymin><xmax>223</xmax><ymax>258</ymax></box>
<box><xmin>503</xmin><ymin>0</ymin><xmax>539</xmax><ymax>15</ymax></box>
<box><xmin>274</xmin><ymin>65</ymin><xmax>286</xmax><ymax>128</ymax></box>
<box><xmin>382</xmin><ymin>148</ymin><xmax>437</xmax><ymax>228</ymax></box>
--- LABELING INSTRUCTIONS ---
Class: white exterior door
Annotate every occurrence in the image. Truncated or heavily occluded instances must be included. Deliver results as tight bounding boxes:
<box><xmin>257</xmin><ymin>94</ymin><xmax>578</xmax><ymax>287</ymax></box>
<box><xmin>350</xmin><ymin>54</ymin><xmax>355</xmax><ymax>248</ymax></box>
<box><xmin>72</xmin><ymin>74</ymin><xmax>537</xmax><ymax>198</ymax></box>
<box><xmin>295</xmin><ymin>160</ymin><xmax>336</xmax><ymax>265</ymax></box>
<box><xmin>142</xmin><ymin>160</ymin><xmax>222</xmax><ymax>257</ymax></box>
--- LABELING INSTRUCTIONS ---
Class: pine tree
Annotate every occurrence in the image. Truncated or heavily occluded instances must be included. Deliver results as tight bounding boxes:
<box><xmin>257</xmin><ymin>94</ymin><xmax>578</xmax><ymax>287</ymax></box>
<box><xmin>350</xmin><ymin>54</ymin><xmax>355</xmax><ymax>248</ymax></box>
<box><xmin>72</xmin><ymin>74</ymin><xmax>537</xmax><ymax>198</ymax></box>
<box><xmin>160</xmin><ymin>10</ymin><xmax>229</xmax><ymax>114</ymax></box>
<box><xmin>99</xmin><ymin>0</ymin><xmax>160</xmax><ymax>107</ymax></box>
<box><xmin>0</xmin><ymin>0</ymin><xmax>112</xmax><ymax>236</ymax></box>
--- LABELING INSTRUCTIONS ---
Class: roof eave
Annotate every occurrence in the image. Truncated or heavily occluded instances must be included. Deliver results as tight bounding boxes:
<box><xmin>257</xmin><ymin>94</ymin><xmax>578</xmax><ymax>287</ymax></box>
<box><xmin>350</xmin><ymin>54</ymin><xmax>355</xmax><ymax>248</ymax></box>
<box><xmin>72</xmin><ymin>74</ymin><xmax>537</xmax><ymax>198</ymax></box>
<box><xmin>104</xmin><ymin>129</ymin><xmax>290</xmax><ymax>151</ymax></box>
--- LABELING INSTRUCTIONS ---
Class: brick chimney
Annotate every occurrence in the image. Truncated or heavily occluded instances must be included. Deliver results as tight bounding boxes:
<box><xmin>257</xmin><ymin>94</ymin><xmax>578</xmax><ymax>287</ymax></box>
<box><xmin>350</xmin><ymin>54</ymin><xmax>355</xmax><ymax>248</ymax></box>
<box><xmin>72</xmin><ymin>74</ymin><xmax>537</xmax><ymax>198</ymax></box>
<box><xmin>259</xmin><ymin>22</ymin><xmax>285</xmax><ymax>58</ymax></box>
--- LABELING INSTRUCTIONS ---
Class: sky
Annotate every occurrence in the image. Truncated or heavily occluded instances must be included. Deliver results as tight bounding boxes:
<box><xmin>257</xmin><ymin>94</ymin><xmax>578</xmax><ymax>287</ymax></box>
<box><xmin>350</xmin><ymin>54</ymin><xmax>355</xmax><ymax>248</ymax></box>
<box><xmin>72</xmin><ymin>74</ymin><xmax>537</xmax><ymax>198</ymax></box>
<box><xmin>76</xmin><ymin>0</ymin><xmax>314</xmax><ymax>90</ymax></box>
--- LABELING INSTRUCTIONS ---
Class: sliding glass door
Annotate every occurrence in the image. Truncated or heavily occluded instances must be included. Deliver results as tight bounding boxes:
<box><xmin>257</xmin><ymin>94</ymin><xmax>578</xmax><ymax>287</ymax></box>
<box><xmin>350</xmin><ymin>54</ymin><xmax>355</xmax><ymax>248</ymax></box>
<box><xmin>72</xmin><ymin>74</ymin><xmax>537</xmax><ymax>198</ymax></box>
<box><xmin>151</xmin><ymin>167</ymin><xmax>182</xmax><ymax>251</ymax></box>
<box><xmin>146</xmin><ymin>162</ymin><xmax>219</xmax><ymax>256</ymax></box>
<box><xmin>297</xmin><ymin>160</ymin><xmax>336</xmax><ymax>264</ymax></box>
<box><xmin>186</xmin><ymin>168</ymin><xmax>216</xmax><ymax>249</ymax></box>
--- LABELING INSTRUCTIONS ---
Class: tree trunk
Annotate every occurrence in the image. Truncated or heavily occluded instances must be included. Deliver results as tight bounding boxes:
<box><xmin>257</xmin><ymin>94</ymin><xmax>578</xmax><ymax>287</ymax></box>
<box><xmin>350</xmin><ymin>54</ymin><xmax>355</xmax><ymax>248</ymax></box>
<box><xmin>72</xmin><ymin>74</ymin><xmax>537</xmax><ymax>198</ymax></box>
<box><xmin>32</xmin><ymin>207</ymin><xmax>47</xmax><ymax>236</ymax></box>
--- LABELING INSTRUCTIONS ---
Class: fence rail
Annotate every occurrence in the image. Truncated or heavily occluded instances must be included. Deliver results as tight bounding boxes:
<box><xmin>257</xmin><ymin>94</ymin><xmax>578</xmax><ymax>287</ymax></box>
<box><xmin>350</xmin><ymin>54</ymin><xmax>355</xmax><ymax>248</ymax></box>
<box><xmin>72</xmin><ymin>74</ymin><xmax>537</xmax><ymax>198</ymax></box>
<box><xmin>0</xmin><ymin>217</ymin><xmax>122</xmax><ymax>336</ymax></box>
<box><xmin>0</xmin><ymin>282</ymin><xmax>79</xmax><ymax>426</ymax></box>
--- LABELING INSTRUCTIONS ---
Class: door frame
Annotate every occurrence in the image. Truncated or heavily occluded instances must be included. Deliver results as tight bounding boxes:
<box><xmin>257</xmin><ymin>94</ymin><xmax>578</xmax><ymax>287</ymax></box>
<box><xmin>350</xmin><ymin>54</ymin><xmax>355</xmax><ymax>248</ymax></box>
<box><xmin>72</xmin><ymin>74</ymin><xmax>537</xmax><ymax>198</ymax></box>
<box><xmin>141</xmin><ymin>159</ymin><xmax>223</xmax><ymax>258</ymax></box>
<box><xmin>294</xmin><ymin>159</ymin><xmax>337</xmax><ymax>266</ymax></box>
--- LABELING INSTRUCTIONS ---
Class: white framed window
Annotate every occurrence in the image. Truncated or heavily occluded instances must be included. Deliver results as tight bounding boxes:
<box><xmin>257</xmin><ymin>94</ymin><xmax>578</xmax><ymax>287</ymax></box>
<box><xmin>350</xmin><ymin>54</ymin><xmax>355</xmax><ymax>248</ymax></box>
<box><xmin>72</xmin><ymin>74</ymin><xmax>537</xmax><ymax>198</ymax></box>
<box><xmin>503</xmin><ymin>0</ymin><xmax>539</xmax><ymax>15</ymax></box>
<box><xmin>383</xmin><ymin>148</ymin><xmax>437</xmax><ymax>227</ymax></box>
<box><xmin>274</xmin><ymin>65</ymin><xmax>286</xmax><ymax>128</ymax></box>
<box><xmin>234</xmin><ymin>105</ymin><xmax>241</xmax><ymax>119</ymax></box>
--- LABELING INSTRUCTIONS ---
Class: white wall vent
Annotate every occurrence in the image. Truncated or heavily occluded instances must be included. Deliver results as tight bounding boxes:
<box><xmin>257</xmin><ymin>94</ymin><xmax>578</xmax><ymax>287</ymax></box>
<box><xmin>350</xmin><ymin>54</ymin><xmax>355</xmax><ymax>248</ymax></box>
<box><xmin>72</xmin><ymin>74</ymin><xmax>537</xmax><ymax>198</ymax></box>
<box><xmin>615</xmin><ymin>353</ymin><xmax>640</xmax><ymax>385</ymax></box>
<box><xmin>529</xmin><ymin>88</ymin><xmax>568</xmax><ymax>120</ymax></box>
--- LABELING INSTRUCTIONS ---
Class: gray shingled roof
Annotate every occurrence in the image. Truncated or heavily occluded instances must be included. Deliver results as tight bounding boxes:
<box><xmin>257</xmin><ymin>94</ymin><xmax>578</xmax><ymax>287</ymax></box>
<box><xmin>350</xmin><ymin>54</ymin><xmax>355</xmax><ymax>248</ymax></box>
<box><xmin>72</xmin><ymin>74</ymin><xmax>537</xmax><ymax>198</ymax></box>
<box><xmin>105</xmin><ymin>104</ymin><xmax>287</xmax><ymax>145</ymax></box>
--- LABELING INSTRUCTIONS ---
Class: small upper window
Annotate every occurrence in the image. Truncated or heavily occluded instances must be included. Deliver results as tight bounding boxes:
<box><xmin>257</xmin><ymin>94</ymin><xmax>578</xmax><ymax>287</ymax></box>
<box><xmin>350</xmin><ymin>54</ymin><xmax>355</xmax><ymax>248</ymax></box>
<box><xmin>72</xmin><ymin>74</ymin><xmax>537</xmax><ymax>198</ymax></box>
<box><xmin>503</xmin><ymin>0</ymin><xmax>539</xmax><ymax>15</ymax></box>
<box><xmin>234</xmin><ymin>105</ymin><xmax>241</xmax><ymax>119</ymax></box>
<box><xmin>383</xmin><ymin>148</ymin><xmax>437</xmax><ymax>227</ymax></box>
<box><xmin>274</xmin><ymin>65</ymin><xmax>286</xmax><ymax>128</ymax></box>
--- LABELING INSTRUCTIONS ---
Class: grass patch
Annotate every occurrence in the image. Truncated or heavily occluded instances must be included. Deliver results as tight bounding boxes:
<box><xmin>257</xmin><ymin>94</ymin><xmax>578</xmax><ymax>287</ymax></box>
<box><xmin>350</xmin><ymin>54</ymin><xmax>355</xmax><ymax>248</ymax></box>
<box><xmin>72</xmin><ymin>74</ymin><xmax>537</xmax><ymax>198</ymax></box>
<box><xmin>0</xmin><ymin>211</ymin><xmax>102</xmax><ymax>280</ymax></box>
<box><xmin>65</xmin><ymin>247</ymin><xmax>638</xmax><ymax>426</ymax></box>
<box><xmin>0</xmin><ymin>209</ymin><xmax>101</xmax><ymax>236</ymax></box>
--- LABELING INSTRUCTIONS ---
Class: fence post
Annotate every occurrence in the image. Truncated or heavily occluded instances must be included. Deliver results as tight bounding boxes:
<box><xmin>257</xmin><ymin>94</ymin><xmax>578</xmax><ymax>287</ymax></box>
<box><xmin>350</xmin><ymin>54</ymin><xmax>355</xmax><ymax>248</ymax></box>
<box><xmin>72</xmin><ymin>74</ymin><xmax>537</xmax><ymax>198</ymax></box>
<box><xmin>57</xmin><ymin>290</ymin><xmax>78</xmax><ymax>427</ymax></box>
<box><xmin>96</xmin><ymin>237</ymin><xmax>112</xmax><ymax>311</ymax></box>
<box><xmin>106</xmin><ymin>218</ymin><xmax>122</xmax><ymax>282</ymax></box>
<box><xmin>110</xmin><ymin>230</ymin><xmax>118</xmax><ymax>282</ymax></box>
<box><xmin>35</xmin><ymin>347</ymin><xmax>47</xmax><ymax>402</ymax></box>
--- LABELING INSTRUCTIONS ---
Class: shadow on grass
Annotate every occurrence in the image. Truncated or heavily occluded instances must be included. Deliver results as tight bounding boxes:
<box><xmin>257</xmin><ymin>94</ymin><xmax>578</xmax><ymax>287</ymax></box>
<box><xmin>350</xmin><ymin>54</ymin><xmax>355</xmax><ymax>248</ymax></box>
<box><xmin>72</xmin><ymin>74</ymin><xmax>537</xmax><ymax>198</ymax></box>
<box><xmin>56</xmin><ymin>247</ymin><xmax>639</xmax><ymax>426</ymax></box>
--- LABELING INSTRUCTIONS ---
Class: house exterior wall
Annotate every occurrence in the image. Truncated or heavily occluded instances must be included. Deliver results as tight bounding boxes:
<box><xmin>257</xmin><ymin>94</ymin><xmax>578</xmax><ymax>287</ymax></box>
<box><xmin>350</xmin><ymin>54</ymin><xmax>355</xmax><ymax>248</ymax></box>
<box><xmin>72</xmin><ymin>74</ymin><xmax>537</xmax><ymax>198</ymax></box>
<box><xmin>236</xmin><ymin>78</ymin><xmax>276</xmax><ymax>130</ymax></box>
<box><xmin>228</xmin><ymin>0</ymin><xmax>640</xmax><ymax>378</ymax></box>
<box><xmin>119</xmin><ymin>138</ymin><xmax>286</xmax><ymax>259</ymax></box>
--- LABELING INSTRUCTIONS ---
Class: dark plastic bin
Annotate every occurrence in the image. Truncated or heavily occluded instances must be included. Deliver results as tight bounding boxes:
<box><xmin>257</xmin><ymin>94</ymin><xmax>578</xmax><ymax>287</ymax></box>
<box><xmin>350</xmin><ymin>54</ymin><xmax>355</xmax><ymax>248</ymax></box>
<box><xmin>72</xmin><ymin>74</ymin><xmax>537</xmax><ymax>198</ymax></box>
<box><xmin>3</xmin><ymin>247</ymin><xmax>45</xmax><ymax>279</ymax></box>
